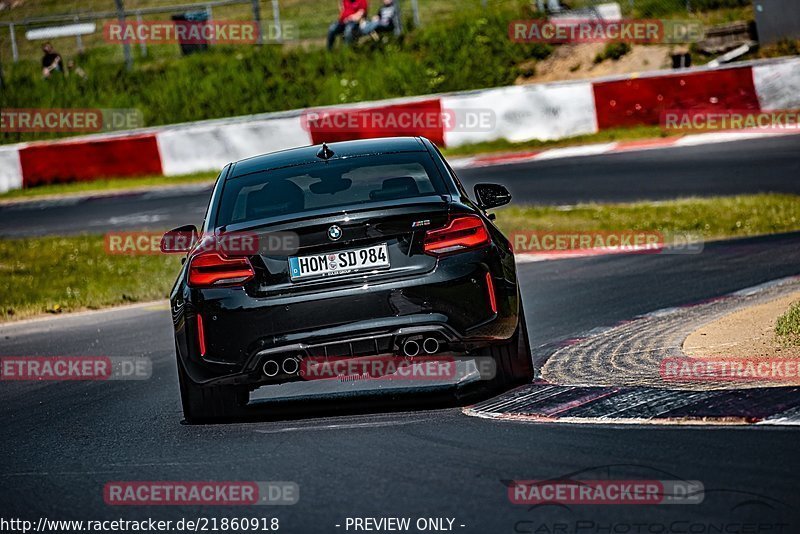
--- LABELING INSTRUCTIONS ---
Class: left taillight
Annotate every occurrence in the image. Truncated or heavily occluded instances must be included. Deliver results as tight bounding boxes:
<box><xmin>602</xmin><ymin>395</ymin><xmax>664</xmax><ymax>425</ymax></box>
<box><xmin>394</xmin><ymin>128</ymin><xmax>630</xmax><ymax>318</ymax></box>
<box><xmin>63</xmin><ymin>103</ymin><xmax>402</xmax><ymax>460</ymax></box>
<box><xmin>188</xmin><ymin>252</ymin><xmax>255</xmax><ymax>288</ymax></box>
<box><xmin>424</xmin><ymin>215</ymin><xmax>491</xmax><ymax>256</ymax></box>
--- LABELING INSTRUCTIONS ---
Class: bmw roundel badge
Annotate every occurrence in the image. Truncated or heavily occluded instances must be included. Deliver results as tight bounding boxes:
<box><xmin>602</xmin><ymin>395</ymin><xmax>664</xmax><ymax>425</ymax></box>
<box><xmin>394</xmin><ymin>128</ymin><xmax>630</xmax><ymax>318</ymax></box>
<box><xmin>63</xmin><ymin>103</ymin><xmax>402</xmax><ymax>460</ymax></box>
<box><xmin>328</xmin><ymin>225</ymin><xmax>343</xmax><ymax>241</ymax></box>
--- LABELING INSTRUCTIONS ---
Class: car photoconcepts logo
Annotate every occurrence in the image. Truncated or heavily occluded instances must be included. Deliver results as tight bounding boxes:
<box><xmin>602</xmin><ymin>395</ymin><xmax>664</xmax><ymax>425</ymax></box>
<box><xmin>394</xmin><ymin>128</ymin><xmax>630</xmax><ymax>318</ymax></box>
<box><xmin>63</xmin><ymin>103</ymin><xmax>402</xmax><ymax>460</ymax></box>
<box><xmin>328</xmin><ymin>225</ymin><xmax>343</xmax><ymax>241</ymax></box>
<box><xmin>506</xmin><ymin>464</ymin><xmax>793</xmax><ymax>534</ymax></box>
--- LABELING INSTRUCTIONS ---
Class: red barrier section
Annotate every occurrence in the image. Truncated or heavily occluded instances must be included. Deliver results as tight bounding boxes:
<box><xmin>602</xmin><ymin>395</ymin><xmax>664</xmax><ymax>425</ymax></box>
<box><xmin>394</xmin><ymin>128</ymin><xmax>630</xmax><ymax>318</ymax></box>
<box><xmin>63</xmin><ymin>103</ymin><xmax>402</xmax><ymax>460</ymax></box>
<box><xmin>593</xmin><ymin>67</ymin><xmax>760</xmax><ymax>130</ymax></box>
<box><xmin>19</xmin><ymin>134</ymin><xmax>163</xmax><ymax>187</ymax></box>
<box><xmin>306</xmin><ymin>99</ymin><xmax>445</xmax><ymax>145</ymax></box>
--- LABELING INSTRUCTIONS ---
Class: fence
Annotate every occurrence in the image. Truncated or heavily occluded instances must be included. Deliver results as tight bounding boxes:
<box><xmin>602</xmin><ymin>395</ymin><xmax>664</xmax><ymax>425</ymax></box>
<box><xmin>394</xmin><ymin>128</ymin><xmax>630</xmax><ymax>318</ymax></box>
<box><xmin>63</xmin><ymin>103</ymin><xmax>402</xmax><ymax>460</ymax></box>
<box><xmin>0</xmin><ymin>0</ymin><xmax>270</xmax><ymax>66</ymax></box>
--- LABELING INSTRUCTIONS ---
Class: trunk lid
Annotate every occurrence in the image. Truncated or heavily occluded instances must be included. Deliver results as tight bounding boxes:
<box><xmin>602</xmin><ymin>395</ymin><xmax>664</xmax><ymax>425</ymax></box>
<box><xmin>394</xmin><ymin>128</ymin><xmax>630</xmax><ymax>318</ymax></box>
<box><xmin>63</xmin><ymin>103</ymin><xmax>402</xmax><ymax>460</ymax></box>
<box><xmin>231</xmin><ymin>197</ymin><xmax>450</xmax><ymax>295</ymax></box>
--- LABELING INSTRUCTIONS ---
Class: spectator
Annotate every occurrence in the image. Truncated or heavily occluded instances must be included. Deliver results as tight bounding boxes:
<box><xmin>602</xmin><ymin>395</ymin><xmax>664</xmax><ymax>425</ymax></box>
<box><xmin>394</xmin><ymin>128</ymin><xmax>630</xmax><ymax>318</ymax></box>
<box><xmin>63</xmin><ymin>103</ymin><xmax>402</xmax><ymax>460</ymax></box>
<box><xmin>41</xmin><ymin>42</ymin><xmax>63</xmax><ymax>79</ymax></box>
<box><xmin>66</xmin><ymin>59</ymin><xmax>87</xmax><ymax>80</ymax></box>
<box><xmin>327</xmin><ymin>0</ymin><xmax>368</xmax><ymax>50</ymax></box>
<box><xmin>362</xmin><ymin>0</ymin><xmax>397</xmax><ymax>37</ymax></box>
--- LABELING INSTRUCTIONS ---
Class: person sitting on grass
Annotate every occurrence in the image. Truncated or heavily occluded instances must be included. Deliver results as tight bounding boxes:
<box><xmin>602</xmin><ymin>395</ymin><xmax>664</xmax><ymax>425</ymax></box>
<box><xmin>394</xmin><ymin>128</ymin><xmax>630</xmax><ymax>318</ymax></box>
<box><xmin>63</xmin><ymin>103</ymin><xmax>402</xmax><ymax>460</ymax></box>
<box><xmin>361</xmin><ymin>0</ymin><xmax>397</xmax><ymax>37</ymax></box>
<box><xmin>327</xmin><ymin>0</ymin><xmax>368</xmax><ymax>50</ymax></box>
<box><xmin>66</xmin><ymin>59</ymin><xmax>87</xmax><ymax>81</ymax></box>
<box><xmin>41</xmin><ymin>42</ymin><xmax>63</xmax><ymax>79</ymax></box>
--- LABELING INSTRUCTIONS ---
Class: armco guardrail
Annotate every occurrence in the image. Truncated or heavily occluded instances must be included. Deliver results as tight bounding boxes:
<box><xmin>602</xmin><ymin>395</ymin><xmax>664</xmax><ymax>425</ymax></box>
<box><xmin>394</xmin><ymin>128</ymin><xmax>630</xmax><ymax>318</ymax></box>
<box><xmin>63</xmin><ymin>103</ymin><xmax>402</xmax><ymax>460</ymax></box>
<box><xmin>1</xmin><ymin>56</ymin><xmax>798</xmax><ymax>193</ymax></box>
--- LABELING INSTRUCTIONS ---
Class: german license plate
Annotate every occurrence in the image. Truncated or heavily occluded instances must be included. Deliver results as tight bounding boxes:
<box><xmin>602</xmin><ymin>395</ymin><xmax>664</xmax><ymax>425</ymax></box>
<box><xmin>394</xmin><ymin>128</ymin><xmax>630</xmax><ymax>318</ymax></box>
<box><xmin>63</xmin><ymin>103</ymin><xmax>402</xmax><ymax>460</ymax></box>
<box><xmin>289</xmin><ymin>243</ymin><xmax>390</xmax><ymax>281</ymax></box>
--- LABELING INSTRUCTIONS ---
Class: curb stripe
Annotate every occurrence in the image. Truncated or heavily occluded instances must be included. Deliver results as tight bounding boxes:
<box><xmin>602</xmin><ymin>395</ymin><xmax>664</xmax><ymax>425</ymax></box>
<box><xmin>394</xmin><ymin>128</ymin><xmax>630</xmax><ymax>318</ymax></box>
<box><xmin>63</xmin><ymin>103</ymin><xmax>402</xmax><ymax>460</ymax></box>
<box><xmin>451</xmin><ymin>129</ymin><xmax>800</xmax><ymax>170</ymax></box>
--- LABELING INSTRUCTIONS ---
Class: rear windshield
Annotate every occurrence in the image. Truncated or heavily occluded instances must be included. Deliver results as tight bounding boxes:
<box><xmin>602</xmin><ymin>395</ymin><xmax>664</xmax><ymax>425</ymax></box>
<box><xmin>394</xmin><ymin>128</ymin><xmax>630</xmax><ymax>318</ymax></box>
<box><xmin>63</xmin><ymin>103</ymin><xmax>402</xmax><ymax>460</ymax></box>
<box><xmin>216</xmin><ymin>152</ymin><xmax>446</xmax><ymax>227</ymax></box>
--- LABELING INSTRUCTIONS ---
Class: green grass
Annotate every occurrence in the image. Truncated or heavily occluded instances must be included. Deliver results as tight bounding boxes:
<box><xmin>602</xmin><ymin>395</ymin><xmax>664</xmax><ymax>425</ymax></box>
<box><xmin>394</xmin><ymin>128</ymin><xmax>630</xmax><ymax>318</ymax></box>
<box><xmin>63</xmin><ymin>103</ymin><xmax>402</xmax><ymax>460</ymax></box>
<box><xmin>493</xmin><ymin>194</ymin><xmax>800</xmax><ymax>240</ymax></box>
<box><xmin>0</xmin><ymin>172</ymin><xmax>217</xmax><ymax>200</ymax></box>
<box><xmin>776</xmin><ymin>301</ymin><xmax>800</xmax><ymax>347</ymax></box>
<box><xmin>2</xmin><ymin>193</ymin><xmax>798</xmax><ymax>322</ymax></box>
<box><xmin>0</xmin><ymin>235</ymin><xmax>181</xmax><ymax>321</ymax></box>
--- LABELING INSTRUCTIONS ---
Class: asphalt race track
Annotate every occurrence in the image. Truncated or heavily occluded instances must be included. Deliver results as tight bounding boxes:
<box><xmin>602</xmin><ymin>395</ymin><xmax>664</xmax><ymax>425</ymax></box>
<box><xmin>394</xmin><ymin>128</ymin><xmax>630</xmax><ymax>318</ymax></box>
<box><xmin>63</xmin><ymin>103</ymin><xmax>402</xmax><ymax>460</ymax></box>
<box><xmin>1</xmin><ymin>134</ymin><xmax>799</xmax><ymax>238</ymax></box>
<box><xmin>3</xmin><ymin>233</ymin><xmax>800</xmax><ymax>531</ymax></box>
<box><xmin>1</xmin><ymin>137</ymin><xmax>800</xmax><ymax>531</ymax></box>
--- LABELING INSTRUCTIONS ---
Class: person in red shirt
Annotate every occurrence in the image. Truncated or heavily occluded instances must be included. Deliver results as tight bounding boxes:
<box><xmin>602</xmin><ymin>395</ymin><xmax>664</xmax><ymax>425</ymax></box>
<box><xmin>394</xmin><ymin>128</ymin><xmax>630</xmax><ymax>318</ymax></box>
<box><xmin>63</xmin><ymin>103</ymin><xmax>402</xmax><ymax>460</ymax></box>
<box><xmin>327</xmin><ymin>0</ymin><xmax>368</xmax><ymax>50</ymax></box>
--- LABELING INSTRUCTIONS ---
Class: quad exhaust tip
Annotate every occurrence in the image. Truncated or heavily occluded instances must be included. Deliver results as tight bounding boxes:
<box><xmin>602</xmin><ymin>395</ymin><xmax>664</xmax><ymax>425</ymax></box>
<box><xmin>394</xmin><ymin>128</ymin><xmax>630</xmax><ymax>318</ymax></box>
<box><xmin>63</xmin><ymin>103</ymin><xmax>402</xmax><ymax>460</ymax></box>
<box><xmin>402</xmin><ymin>339</ymin><xmax>420</xmax><ymax>358</ymax></box>
<box><xmin>422</xmin><ymin>337</ymin><xmax>440</xmax><ymax>355</ymax></box>
<box><xmin>263</xmin><ymin>360</ymin><xmax>280</xmax><ymax>377</ymax></box>
<box><xmin>282</xmin><ymin>357</ymin><xmax>300</xmax><ymax>375</ymax></box>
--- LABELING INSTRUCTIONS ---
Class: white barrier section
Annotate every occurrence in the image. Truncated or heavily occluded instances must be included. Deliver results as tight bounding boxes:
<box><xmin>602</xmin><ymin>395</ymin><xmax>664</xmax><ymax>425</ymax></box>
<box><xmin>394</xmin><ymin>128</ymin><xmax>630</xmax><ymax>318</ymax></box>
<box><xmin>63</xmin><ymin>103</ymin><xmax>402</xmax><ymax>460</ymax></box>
<box><xmin>156</xmin><ymin>116</ymin><xmax>312</xmax><ymax>176</ymax></box>
<box><xmin>441</xmin><ymin>82</ymin><xmax>598</xmax><ymax>148</ymax></box>
<box><xmin>0</xmin><ymin>146</ymin><xmax>24</xmax><ymax>193</ymax></box>
<box><xmin>753</xmin><ymin>58</ymin><xmax>800</xmax><ymax>110</ymax></box>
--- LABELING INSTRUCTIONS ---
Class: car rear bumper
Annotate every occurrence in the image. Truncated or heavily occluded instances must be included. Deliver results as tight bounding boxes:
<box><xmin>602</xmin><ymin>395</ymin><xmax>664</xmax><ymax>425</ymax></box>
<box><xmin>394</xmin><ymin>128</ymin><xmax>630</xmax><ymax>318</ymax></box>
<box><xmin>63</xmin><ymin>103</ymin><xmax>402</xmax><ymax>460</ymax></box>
<box><xmin>172</xmin><ymin>247</ymin><xmax>518</xmax><ymax>386</ymax></box>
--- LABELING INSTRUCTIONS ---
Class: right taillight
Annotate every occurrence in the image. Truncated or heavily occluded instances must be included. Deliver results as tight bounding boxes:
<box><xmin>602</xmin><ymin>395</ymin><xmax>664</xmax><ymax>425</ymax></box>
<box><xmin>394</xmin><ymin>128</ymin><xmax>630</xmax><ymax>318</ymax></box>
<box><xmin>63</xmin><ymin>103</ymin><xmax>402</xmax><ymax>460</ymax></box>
<box><xmin>188</xmin><ymin>252</ymin><xmax>255</xmax><ymax>288</ymax></box>
<box><xmin>424</xmin><ymin>215</ymin><xmax>491</xmax><ymax>256</ymax></box>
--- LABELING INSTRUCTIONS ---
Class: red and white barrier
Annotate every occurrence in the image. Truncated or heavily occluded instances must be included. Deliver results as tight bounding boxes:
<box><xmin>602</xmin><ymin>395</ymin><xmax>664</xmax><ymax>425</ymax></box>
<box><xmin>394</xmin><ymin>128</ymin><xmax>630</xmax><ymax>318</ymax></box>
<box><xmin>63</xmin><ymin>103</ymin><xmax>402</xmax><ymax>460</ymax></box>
<box><xmin>592</xmin><ymin>67</ymin><xmax>761</xmax><ymax>130</ymax></box>
<box><xmin>441</xmin><ymin>81</ymin><xmax>598</xmax><ymax>147</ymax></box>
<box><xmin>753</xmin><ymin>59</ymin><xmax>800</xmax><ymax>110</ymax></box>
<box><xmin>156</xmin><ymin>114</ymin><xmax>311</xmax><ymax>176</ymax></box>
<box><xmin>19</xmin><ymin>134</ymin><xmax>163</xmax><ymax>188</ymax></box>
<box><xmin>2</xmin><ymin>56</ymin><xmax>798</xmax><ymax>191</ymax></box>
<box><xmin>0</xmin><ymin>146</ymin><xmax>23</xmax><ymax>193</ymax></box>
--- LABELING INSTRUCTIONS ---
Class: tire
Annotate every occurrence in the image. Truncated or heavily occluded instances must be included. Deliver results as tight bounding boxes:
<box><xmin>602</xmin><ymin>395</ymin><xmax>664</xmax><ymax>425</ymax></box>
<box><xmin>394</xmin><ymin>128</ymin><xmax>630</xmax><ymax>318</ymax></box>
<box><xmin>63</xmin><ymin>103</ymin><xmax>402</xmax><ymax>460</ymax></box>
<box><xmin>177</xmin><ymin>359</ymin><xmax>248</xmax><ymax>424</ymax></box>
<box><xmin>489</xmin><ymin>302</ymin><xmax>534</xmax><ymax>388</ymax></box>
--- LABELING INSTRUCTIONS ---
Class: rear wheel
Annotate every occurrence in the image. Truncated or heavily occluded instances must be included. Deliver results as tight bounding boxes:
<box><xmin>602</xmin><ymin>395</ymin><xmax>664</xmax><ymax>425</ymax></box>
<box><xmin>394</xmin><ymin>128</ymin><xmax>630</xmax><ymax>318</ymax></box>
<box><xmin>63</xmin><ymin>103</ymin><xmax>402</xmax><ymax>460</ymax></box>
<box><xmin>177</xmin><ymin>359</ymin><xmax>248</xmax><ymax>424</ymax></box>
<box><xmin>490</xmin><ymin>302</ymin><xmax>534</xmax><ymax>388</ymax></box>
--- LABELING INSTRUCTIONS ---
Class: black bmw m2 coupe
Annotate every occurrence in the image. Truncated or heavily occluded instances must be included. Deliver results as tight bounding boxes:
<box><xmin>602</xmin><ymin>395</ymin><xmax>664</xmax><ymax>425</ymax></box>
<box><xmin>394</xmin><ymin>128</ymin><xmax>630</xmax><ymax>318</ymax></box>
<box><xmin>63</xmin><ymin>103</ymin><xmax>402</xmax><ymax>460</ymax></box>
<box><xmin>162</xmin><ymin>137</ymin><xmax>533</xmax><ymax>423</ymax></box>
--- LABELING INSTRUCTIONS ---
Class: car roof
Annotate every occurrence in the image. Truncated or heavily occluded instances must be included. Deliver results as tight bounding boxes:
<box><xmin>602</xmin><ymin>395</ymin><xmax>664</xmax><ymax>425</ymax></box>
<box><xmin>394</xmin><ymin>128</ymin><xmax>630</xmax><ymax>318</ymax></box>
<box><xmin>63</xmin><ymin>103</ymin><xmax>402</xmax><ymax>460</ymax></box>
<box><xmin>228</xmin><ymin>137</ymin><xmax>429</xmax><ymax>178</ymax></box>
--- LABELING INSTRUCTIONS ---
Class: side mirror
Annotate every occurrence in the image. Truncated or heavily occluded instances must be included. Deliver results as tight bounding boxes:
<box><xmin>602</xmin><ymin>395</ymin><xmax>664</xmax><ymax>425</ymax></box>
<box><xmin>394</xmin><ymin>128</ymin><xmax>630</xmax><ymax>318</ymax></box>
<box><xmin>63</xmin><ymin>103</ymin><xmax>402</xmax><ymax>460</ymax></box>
<box><xmin>160</xmin><ymin>225</ymin><xmax>198</xmax><ymax>254</ymax></box>
<box><xmin>474</xmin><ymin>183</ymin><xmax>512</xmax><ymax>210</ymax></box>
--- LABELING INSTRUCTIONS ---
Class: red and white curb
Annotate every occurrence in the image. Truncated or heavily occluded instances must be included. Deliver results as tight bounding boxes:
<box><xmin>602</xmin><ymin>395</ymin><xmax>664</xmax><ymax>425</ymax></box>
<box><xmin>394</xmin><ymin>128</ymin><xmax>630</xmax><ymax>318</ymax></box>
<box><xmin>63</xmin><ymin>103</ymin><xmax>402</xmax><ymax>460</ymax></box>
<box><xmin>462</xmin><ymin>276</ymin><xmax>800</xmax><ymax>426</ymax></box>
<box><xmin>450</xmin><ymin>129</ymin><xmax>800</xmax><ymax>170</ymax></box>
<box><xmin>514</xmin><ymin>244</ymin><xmax>667</xmax><ymax>264</ymax></box>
